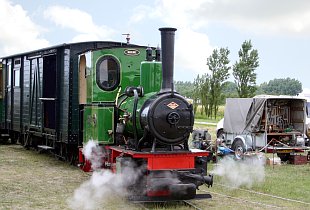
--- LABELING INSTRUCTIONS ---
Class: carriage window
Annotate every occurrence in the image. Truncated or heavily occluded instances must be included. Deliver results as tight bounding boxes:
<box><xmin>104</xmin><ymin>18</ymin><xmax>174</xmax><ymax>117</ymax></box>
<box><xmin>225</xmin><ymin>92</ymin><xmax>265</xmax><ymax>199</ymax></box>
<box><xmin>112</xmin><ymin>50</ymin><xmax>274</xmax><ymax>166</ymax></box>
<box><xmin>307</xmin><ymin>102</ymin><xmax>310</xmax><ymax>118</ymax></box>
<box><xmin>0</xmin><ymin>63</ymin><xmax>2</xmax><ymax>98</ymax></box>
<box><xmin>7</xmin><ymin>61</ymin><xmax>11</xmax><ymax>87</ymax></box>
<box><xmin>96</xmin><ymin>56</ymin><xmax>120</xmax><ymax>91</ymax></box>
<box><xmin>13</xmin><ymin>58</ymin><xmax>21</xmax><ymax>87</ymax></box>
<box><xmin>14</xmin><ymin>68</ymin><xmax>20</xmax><ymax>87</ymax></box>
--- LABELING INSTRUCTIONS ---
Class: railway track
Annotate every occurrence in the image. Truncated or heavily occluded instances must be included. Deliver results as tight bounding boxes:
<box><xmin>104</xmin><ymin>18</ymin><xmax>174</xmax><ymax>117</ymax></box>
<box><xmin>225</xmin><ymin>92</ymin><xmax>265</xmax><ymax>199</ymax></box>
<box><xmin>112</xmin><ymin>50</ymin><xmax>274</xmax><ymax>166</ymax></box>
<box><xmin>215</xmin><ymin>183</ymin><xmax>310</xmax><ymax>205</ymax></box>
<box><xmin>201</xmin><ymin>189</ymin><xmax>282</xmax><ymax>209</ymax></box>
<box><xmin>182</xmin><ymin>200</ymin><xmax>203</xmax><ymax>210</ymax></box>
<box><xmin>135</xmin><ymin>200</ymin><xmax>203</xmax><ymax>210</ymax></box>
<box><xmin>200</xmin><ymin>183</ymin><xmax>310</xmax><ymax>209</ymax></box>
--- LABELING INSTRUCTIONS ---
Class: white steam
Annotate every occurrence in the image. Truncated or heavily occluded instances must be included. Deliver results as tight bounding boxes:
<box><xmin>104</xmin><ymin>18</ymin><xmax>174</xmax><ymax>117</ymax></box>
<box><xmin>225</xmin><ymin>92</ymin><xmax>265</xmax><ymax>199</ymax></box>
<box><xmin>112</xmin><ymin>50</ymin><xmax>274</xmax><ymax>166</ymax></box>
<box><xmin>68</xmin><ymin>170</ymin><xmax>127</xmax><ymax>210</ymax></box>
<box><xmin>211</xmin><ymin>155</ymin><xmax>265</xmax><ymax>188</ymax></box>
<box><xmin>68</xmin><ymin>140</ymin><xmax>141</xmax><ymax>210</ymax></box>
<box><xmin>82</xmin><ymin>140</ymin><xmax>105</xmax><ymax>170</ymax></box>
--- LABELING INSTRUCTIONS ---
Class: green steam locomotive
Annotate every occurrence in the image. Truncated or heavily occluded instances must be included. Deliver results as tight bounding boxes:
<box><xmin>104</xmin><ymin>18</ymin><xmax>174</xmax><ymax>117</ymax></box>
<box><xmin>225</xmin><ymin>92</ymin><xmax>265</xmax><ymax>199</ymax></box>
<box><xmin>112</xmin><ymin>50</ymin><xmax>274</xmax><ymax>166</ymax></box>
<box><xmin>0</xmin><ymin>28</ymin><xmax>213</xmax><ymax>200</ymax></box>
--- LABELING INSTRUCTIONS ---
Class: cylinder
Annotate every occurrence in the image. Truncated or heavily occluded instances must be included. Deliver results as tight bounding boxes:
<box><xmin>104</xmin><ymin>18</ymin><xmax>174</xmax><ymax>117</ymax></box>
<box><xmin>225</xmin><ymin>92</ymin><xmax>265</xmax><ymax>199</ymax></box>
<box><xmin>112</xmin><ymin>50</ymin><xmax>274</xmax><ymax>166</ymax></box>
<box><xmin>159</xmin><ymin>27</ymin><xmax>177</xmax><ymax>92</ymax></box>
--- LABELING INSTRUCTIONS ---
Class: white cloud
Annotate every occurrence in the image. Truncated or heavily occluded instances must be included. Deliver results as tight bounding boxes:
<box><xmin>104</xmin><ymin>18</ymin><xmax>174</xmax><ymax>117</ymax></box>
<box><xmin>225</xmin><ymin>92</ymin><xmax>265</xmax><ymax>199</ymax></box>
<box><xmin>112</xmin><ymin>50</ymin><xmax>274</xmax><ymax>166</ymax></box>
<box><xmin>175</xmin><ymin>28</ymin><xmax>213</xmax><ymax>76</ymax></box>
<box><xmin>194</xmin><ymin>0</ymin><xmax>310</xmax><ymax>36</ymax></box>
<box><xmin>44</xmin><ymin>5</ymin><xmax>116</xmax><ymax>42</ymax></box>
<box><xmin>136</xmin><ymin>0</ymin><xmax>310</xmax><ymax>37</ymax></box>
<box><xmin>0</xmin><ymin>0</ymin><xmax>49</xmax><ymax>56</ymax></box>
<box><xmin>130</xmin><ymin>0</ymin><xmax>208</xmax><ymax>29</ymax></box>
<box><xmin>154</xmin><ymin>0</ymin><xmax>208</xmax><ymax>29</ymax></box>
<box><xmin>150</xmin><ymin>0</ymin><xmax>310</xmax><ymax>36</ymax></box>
<box><xmin>129</xmin><ymin>5</ymin><xmax>152</xmax><ymax>24</ymax></box>
<box><xmin>129</xmin><ymin>0</ymin><xmax>310</xmax><ymax>82</ymax></box>
<box><xmin>130</xmin><ymin>0</ymin><xmax>214</xmax><ymax>80</ymax></box>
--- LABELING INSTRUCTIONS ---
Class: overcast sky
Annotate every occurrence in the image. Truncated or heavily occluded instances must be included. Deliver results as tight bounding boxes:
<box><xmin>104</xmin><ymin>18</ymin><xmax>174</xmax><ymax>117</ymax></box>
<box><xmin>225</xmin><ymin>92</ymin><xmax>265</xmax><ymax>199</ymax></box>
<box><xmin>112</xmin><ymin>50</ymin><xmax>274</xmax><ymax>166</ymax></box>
<box><xmin>1</xmin><ymin>0</ymin><xmax>310</xmax><ymax>92</ymax></box>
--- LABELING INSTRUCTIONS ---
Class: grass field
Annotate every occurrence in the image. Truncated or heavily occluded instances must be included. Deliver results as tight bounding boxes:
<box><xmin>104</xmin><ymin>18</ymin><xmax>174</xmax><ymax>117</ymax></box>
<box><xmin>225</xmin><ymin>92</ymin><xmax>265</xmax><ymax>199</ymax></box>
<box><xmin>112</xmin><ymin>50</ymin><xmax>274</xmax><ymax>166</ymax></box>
<box><xmin>194</xmin><ymin>105</ymin><xmax>225</xmax><ymax>122</ymax></box>
<box><xmin>194</xmin><ymin>122</ymin><xmax>217</xmax><ymax>140</ymax></box>
<box><xmin>191</xmin><ymin>122</ymin><xmax>310</xmax><ymax>210</ymax></box>
<box><xmin>0</xmin><ymin>144</ymin><xmax>88</xmax><ymax>210</ymax></box>
<box><xmin>1</xmin><ymin>143</ymin><xmax>309</xmax><ymax>210</ymax></box>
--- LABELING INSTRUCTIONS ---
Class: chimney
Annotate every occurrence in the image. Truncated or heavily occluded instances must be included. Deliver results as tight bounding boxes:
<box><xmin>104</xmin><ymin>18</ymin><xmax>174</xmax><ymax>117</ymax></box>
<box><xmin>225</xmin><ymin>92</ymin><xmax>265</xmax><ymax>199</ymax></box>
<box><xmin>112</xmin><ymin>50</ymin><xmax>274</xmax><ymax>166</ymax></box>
<box><xmin>159</xmin><ymin>27</ymin><xmax>177</xmax><ymax>92</ymax></box>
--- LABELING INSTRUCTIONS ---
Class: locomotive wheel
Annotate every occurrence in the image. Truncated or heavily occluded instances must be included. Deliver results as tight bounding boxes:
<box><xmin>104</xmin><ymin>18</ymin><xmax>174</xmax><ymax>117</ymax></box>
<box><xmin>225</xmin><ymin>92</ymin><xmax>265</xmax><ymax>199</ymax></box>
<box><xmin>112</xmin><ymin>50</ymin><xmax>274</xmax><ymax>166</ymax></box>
<box><xmin>232</xmin><ymin>139</ymin><xmax>245</xmax><ymax>160</ymax></box>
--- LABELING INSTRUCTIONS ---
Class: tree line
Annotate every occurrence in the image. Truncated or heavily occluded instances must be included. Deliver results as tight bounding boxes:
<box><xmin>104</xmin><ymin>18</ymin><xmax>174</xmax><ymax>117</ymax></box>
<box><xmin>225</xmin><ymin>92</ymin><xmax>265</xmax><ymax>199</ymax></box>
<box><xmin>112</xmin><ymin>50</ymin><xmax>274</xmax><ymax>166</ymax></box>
<box><xmin>175</xmin><ymin>40</ymin><xmax>302</xmax><ymax>119</ymax></box>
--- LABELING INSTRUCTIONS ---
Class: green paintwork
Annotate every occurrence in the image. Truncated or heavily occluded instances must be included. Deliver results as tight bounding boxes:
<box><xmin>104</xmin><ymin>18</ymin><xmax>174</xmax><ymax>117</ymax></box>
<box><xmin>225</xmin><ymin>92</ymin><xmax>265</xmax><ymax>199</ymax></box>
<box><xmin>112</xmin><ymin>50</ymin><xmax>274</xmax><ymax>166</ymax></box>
<box><xmin>88</xmin><ymin>47</ymin><xmax>147</xmax><ymax>103</ymax></box>
<box><xmin>140</xmin><ymin>61</ymin><xmax>162</xmax><ymax>94</ymax></box>
<box><xmin>83</xmin><ymin>106</ymin><xmax>114</xmax><ymax>144</ymax></box>
<box><xmin>83</xmin><ymin>46</ymin><xmax>163</xmax><ymax>145</ymax></box>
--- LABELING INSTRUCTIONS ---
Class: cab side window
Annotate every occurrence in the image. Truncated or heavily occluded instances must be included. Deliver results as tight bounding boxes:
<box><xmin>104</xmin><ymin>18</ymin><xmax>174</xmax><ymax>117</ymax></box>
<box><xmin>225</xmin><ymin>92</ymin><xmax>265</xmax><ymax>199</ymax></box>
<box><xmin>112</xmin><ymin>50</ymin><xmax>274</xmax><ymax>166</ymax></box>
<box><xmin>96</xmin><ymin>56</ymin><xmax>120</xmax><ymax>91</ymax></box>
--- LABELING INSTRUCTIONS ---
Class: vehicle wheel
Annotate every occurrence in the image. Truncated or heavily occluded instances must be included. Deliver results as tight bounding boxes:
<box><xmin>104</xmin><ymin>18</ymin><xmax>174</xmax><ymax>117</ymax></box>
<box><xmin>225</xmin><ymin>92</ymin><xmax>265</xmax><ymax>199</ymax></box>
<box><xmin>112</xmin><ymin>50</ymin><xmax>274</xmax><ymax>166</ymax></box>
<box><xmin>216</xmin><ymin>129</ymin><xmax>225</xmax><ymax>140</ymax></box>
<box><xmin>232</xmin><ymin>139</ymin><xmax>245</xmax><ymax>160</ymax></box>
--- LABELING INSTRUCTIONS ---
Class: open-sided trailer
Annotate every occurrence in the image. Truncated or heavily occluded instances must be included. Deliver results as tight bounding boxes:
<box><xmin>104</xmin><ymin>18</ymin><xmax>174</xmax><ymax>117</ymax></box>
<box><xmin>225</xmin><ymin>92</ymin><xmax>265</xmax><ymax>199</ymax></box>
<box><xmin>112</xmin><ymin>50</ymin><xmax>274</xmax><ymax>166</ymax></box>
<box><xmin>221</xmin><ymin>95</ymin><xmax>309</xmax><ymax>160</ymax></box>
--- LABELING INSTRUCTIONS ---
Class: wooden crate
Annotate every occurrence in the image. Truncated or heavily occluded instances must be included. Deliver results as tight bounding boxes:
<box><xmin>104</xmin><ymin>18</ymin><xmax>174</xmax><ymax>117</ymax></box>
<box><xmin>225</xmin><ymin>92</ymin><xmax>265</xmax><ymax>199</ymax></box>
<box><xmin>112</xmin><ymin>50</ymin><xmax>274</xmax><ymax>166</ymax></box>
<box><xmin>266</xmin><ymin>157</ymin><xmax>281</xmax><ymax>165</ymax></box>
<box><xmin>289</xmin><ymin>154</ymin><xmax>308</xmax><ymax>165</ymax></box>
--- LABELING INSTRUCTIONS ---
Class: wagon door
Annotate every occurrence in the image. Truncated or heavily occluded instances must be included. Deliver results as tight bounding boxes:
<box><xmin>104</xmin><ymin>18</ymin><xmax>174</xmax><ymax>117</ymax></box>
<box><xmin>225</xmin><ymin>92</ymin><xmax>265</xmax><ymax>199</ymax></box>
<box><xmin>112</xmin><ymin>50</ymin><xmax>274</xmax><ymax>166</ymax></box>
<box><xmin>3</xmin><ymin>58</ymin><xmax>22</xmax><ymax>132</ymax></box>
<box><xmin>28</xmin><ymin>57</ymin><xmax>42</xmax><ymax>129</ymax></box>
<box><xmin>4</xmin><ymin>59</ymin><xmax>12</xmax><ymax>130</ymax></box>
<box><xmin>41</xmin><ymin>54</ymin><xmax>57</xmax><ymax>130</ymax></box>
<box><xmin>12</xmin><ymin>58</ymin><xmax>22</xmax><ymax>132</ymax></box>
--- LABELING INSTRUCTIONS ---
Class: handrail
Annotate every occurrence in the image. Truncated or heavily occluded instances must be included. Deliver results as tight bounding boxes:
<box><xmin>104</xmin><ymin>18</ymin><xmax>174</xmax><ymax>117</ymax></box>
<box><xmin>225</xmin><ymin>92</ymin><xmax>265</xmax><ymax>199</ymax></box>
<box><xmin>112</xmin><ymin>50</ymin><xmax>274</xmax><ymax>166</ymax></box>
<box><xmin>39</xmin><ymin>98</ymin><xmax>56</xmax><ymax>101</ymax></box>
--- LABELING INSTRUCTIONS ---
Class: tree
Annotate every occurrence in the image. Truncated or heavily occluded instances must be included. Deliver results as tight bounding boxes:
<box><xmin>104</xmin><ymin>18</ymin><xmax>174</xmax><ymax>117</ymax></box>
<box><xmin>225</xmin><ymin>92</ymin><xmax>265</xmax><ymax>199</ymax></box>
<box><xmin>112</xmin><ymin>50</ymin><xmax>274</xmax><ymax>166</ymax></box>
<box><xmin>175</xmin><ymin>81</ymin><xmax>194</xmax><ymax>98</ymax></box>
<box><xmin>206</xmin><ymin>48</ymin><xmax>230</xmax><ymax>118</ymax></box>
<box><xmin>221</xmin><ymin>81</ymin><xmax>238</xmax><ymax>101</ymax></box>
<box><xmin>200</xmin><ymin>74</ymin><xmax>211</xmax><ymax>116</ymax></box>
<box><xmin>233</xmin><ymin>40</ymin><xmax>259</xmax><ymax>98</ymax></box>
<box><xmin>193</xmin><ymin>74</ymin><xmax>210</xmax><ymax>115</ymax></box>
<box><xmin>260</xmin><ymin>78</ymin><xmax>302</xmax><ymax>96</ymax></box>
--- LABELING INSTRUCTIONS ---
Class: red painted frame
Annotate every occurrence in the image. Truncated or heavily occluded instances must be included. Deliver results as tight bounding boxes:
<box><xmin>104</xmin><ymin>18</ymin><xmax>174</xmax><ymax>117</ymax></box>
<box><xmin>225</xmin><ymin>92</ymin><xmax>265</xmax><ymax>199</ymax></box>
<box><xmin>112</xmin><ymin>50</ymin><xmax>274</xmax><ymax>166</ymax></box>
<box><xmin>108</xmin><ymin>146</ymin><xmax>210</xmax><ymax>171</ymax></box>
<box><xmin>78</xmin><ymin>145</ymin><xmax>210</xmax><ymax>173</ymax></box>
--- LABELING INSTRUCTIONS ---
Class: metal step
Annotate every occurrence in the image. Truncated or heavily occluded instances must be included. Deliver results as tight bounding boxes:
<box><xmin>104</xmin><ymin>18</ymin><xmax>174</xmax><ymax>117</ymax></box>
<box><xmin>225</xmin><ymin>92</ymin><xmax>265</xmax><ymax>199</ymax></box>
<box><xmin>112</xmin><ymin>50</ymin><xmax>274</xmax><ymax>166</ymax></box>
<box><xmin>37</xmin><ymin>145</ymin><xmax>54</xmax><ymax>150</ymax></box>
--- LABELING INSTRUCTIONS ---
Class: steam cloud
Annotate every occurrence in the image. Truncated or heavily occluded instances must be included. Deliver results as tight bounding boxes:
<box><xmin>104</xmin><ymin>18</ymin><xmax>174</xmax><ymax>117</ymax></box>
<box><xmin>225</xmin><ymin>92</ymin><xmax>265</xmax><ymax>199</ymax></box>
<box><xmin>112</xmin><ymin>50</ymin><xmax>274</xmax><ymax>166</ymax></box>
<box><xmin>67</xmin><ymin>140</ymin><xmax>141</xmax><ymax>210</ymax></box>
<box><xmin>82</xmin><ymin>140</ymin><xmax>106</xmax><ymax>170</ymax></box>
<box><xmin>211</xmin><ymin>154</ymin><xmax>265</xmax><ymax>188</ymax></box>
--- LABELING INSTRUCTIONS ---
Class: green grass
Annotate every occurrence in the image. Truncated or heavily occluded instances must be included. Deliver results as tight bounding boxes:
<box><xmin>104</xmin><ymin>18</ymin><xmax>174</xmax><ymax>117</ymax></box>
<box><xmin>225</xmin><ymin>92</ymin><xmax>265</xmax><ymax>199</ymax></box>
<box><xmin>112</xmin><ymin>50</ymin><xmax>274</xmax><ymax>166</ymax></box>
<box><xmin>184</xmin><ymin>161</ymin><xmax>310</xmax><ymax>210</ymax></box>
<box><xmin>193</xmin><ymin>115</ymin><xmax>310</xmax><ymax>209</ymax></box>
<box><xmin>258</xmin><ymin>164</ymin><xmax>310</xmax><ymax>202</ymax></box>
<box><xmin>1</xmin><ymin>142</ymin><xmax>310</xmax><ymax>209</ymax></box>
<box><xmin>0</xmin><ymin>145</ymin><xmax>90</xmax><ymax>210</ymax></box>
<box><xmin>194</xmin><ymin>105</ymin><xmax>225</xmax><ymax>121</ymax></box>
<box><xmin>144</xmin><ymin>161</ymin><xmax>310</xmax><ymax>209</ymax></box>
<box><xmin>194</xmin><ymin>123</ymin><xmax>217</xmax><ymax>140</ymax></box>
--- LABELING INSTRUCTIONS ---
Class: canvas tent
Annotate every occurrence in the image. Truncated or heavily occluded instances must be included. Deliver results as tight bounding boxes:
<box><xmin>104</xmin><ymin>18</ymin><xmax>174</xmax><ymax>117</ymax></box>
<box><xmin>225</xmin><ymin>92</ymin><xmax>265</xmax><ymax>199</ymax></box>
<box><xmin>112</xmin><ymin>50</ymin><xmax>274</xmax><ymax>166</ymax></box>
<box><xmin>223</xmin><ymin>95</ymin><xmax>306</xmax><ymax>135</ymax></box>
